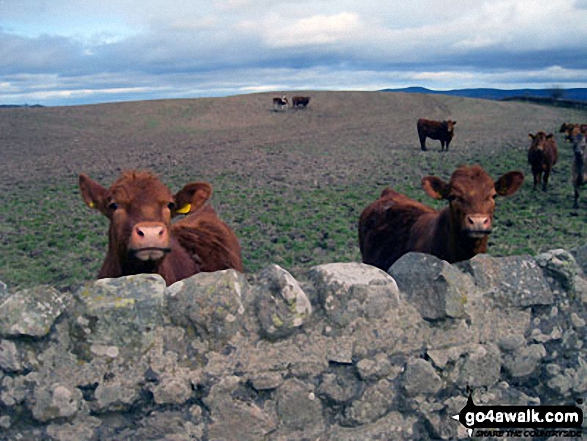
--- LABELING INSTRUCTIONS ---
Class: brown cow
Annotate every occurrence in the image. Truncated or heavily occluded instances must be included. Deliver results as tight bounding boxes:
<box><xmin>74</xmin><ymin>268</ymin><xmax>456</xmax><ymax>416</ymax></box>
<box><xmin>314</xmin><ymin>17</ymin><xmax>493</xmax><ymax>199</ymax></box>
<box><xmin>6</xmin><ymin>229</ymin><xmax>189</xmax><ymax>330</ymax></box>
<box><xmin>358</xmin><ymin>165</ymin><xmax>524</xmax><ymax>271</ymax></box>
<box><xmin>417</xmin><ymin>118</ymin><xmax>456</xmax><ymax>152</ymax></box>
<box><xmin>573</xmin><ymin>133</ymin><xmax>587</xmax><ymax>209</ymax></box>
<box><xmin>79</xmin><ymin>170</ymin><xmax>243</xmax><ymax>285</ymax></box>
<box><xmin>527</xmin><ymin>131</ymin><xmax>558</xmax><ymax>192</ymax></box>
<box><xmin>292</xmin><ymin>96</ymin><xmax>310</xmax><ymax>108</ymax></box>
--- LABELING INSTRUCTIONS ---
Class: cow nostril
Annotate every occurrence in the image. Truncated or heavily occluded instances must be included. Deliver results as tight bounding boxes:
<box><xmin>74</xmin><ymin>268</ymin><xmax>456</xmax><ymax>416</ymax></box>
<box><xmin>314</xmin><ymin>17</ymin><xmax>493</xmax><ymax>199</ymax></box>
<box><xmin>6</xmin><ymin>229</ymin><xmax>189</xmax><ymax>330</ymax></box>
<box><xmin>467</xmin><ymin>217</ymin><xmax>474</xmax><ymax>225</ymax></box>
<box><xmin>137</xmin><ymin>228</ymin><xmax>145</xmax><ymax>237</ymax></box>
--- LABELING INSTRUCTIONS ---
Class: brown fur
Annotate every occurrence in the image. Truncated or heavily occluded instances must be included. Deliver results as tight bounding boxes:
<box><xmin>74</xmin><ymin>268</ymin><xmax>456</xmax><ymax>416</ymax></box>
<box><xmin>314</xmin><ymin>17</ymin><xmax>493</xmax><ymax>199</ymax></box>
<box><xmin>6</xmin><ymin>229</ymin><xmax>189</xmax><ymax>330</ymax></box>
<box><xmin>359</xmin><ymin>165</ymin><xmax>524</xmax><ymax>271</ymax></box>
<box><xmin>417</xmin><ymin>118</ymin><xmax>457</xmax><ymax>151</ymax></box>
<box><xmin>79</xmin><ymin>170</ymin><xmax>243</xmax><ymax>285</ymax></box>
<box><xmin>527</xmin><ymin>131</ymin><xmax>558</xmax><ymax>191</ymax></box>
<box><xmin>573</xmin><ymin>133</ymin><xmax>587</xmax><ymax>209</ymax></box>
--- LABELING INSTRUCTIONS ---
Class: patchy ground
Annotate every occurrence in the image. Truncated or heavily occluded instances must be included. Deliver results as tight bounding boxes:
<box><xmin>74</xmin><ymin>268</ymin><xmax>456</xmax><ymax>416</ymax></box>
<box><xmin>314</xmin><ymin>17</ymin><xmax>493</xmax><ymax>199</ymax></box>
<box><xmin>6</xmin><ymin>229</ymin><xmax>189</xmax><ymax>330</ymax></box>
<box><xmin>1</xmin><ymin>91</ymin><xmax>586</xmax><ymax>290</ymax></box>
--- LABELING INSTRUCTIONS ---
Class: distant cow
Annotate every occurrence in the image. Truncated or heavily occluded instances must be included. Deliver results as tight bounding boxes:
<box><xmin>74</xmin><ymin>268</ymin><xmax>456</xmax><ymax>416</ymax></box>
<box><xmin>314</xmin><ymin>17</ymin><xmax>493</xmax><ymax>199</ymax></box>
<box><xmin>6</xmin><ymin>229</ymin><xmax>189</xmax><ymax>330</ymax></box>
<box><xmin>560</xmin><ymin>122</ymin><xmax>575</xmax><ymax>142</ymax></box>
<box><xmin>79</xmin><ymin>170</ymin><xmax>243</xmax><ymax>285</ymax></box>
<box><xmin>358</xmin><ymin>165</ymin><xmax>524</xmax><ymax>271</ymax></box>
<box><xmin>292</xmin><ymin>96</ymin><xmax>310</xmax><ymax>108</ymax></box>
<box><xmin>573</xmin><ymin>133</ymin><xmax>587</xmax><ymax>208</ymax></box>
<box><xmin>417</xmin><ymin>119</ymin><xmax>457</xmax><ymax>151</ymax></box>
<box><xmin>273</xmin><ymin>95</ymin><xmax>288</xmax><ymax>111</ymax></box>
<box><xmin>527</xmin><ymin>131</ymin><xmax>558</xmax><ymax>191</ymax></box>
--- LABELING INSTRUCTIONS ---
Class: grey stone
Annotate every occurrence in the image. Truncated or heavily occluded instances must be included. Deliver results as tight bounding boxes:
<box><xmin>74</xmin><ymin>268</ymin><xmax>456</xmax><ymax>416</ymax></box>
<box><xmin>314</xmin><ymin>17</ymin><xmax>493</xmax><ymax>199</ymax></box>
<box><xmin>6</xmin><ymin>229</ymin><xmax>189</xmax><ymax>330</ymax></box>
<box><xmin>0</xmin><ymin>286</ymin><xmax>71</xmax><ymax>337</ymax></box>
<box><xmin>571</xmin><ymin>244</ymin><xmax>587</xmax><ymax>274</ymax></box>
<box><xmin>389</xmin><ymin>252</ymin><xmax>472</xmax><ymax>320</ymax></box>
<box><xmin>458</xmin><ymin>253</ymin><xmax>554</xmax><ymax>307</ymax></box>
<box><xmin>402</xmin><ymin>358</ymin><xmax>442</xmax><ymax>396</ymax></box>
<box><xmin>249</xmin><ymin>372</ymin><xmax>284</xmax><ymax>391</ymax></box>
<box><xmin>94</xmin><ymin>379</ymin><xmax>140</xmax><ymax>412</ymax></box>
<box><xmin>503</xmin><ymin>344</ymin><xmax>546</xmax><ymax>378</ymax></box>
<box><xmin>330</xmin><ymin>410</ymin><xmax>417</xmax><ymax>441</ymax></box>
<box><xmin>343</xmin><ymin>378</ymin><xmax>396</xmax><ymax>426</ymax></box>
<box><xmin>46</xmin><ymin>416</ymin><xmax>102</xmax><ymax>441</ymax></box>
<box><xmin>166</xmin><ymin>270</ymin><xmax>247</xmax><ymax>349</ymax></box>
<box><xmin>276</xmin><ymin>379</ymin><xmax>323</xmax><ymax>430</ymax></box>
<box><xmin>31</xmin><ymin>383</ymin><xmax>83</xmax><ymax>422</ymax></box>
<box><xmin>205</xmin><ymin>376</ymin><xmax>278</xmax><ymax>441</ymax></box>
<box><xmin>152</xmin><ymin>376</ymin><xmax>193</xmax><ymax>405</ymax></box>
<box><xmin>535</xmin><ymin>249</ymin><xmax>580</xmax><ymax>292</ymax></box>
<box><xmin>255</xmin><ymin>264</ymin><xmax>312</xmax><ymax>340</ymax></box>
<box><xmin>309</xmin><ymin>262</ymin><xmax>400</xmax><ymax>328</ymax></box>
<box><xmin>455</xmin><ymin>344</ymin><xmax>502</xmax><ymax>388</ymax></box>
<box><xmin>0</xmin><ymin>339</ymin><xmax>22</xmax><ymax>372</ymax></box>
<box><xmin>356</xmin><ymin>353</ymin><xmax>395</xmax><ymax>381</ymax></box>
<box><xmin>317</xmin><ymin>369</ymin><xmax>363</xmax><ymax>404</ymax></box>
<box><xmin>73</xmin><ymin>274</ymin><xmax>167</xmax><ymax>353</ymax></box>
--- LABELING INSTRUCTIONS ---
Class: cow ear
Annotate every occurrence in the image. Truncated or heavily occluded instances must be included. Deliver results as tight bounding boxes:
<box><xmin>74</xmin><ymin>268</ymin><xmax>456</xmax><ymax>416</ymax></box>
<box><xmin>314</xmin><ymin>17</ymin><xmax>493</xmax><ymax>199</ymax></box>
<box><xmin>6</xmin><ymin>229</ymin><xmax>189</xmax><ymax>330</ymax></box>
<box><xmin>421</xmin><ymin>176</ymin><xmax>449</xmax><ymax>200</ymax></box>
<box><xmin>494</xmin><ymin>171</ymin><xmax>524</xmax><ymax>196</ymax></box>
<box><xmin>452</xmin><ymin>121</ymin><xmax>457</xmax><ymax>125</ymax></box>
<box><xmin>528</xmin><ymin>134</ymin><xmax>535</xmax><ymax>140</ymax></box>
<box><xmin>173</xmin><ymin>182</ymin><xmax>213</xmax><ymax>216</ymax></box>
<box><xmin>79</xmin><ymin>174</ymin><xmax>108</xmax><ymax>214</ymax></box>
<box><xmin>546</xmin><ymin>133</ymin><xmax>554</xmax><ymax>139</ymax></box>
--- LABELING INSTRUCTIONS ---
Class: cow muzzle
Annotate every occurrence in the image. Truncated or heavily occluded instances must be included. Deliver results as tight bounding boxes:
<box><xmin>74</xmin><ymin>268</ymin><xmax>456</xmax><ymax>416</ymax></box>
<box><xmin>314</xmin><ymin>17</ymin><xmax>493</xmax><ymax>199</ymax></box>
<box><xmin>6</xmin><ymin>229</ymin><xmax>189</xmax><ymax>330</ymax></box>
<box><xmin>129</xmin><ymin>222</ymin><xmax>171</xmax><ymax>261</ymax></box>
<box><xmin>464</xmin><ymin>215</ymin><xmax>492</xmax><ymax>238</ymax></box>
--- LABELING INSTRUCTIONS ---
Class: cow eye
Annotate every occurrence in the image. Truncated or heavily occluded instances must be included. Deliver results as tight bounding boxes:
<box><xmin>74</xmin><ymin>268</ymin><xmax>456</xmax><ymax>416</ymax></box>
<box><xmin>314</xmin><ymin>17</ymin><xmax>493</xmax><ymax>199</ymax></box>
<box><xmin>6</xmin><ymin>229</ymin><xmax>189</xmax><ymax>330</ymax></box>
<box><xmin>447</xmin><ymin>195</ymin><xmax>457</xmax><ymax>202</ymax></box>
<box><xmin>167</xmin><ymin>202</ymin><xmax>176</xmax><ymax>210</ymax></box>
<box><xmin>108</xmin><ymin>202</ymin><xmax>118</xmax><ymax>210</ymax></box>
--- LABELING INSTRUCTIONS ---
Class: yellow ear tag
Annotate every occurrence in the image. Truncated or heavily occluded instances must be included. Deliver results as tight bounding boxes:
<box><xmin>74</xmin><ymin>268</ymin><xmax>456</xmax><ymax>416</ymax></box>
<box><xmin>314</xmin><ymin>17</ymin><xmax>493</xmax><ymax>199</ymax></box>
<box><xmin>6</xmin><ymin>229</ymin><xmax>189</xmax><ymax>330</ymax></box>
<box><xmin>89</xmin><ymin>202</ymin><xmax>95</xmax><ymax>208</ymax></box>
<box><xmin>176</xmin><ymin>203</ymin><xmax>191</xmax><ymax>214</ymax></box>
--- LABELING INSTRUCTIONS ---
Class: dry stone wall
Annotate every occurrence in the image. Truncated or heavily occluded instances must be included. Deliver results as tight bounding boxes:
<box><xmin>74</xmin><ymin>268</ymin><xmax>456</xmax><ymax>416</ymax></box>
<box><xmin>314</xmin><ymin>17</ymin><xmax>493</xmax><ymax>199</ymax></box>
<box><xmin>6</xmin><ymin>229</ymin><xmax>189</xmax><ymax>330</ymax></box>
<box><xmin>0</xmin><ymin>246</ymin><xmax>586</xmax><ymax>440</ymax></box>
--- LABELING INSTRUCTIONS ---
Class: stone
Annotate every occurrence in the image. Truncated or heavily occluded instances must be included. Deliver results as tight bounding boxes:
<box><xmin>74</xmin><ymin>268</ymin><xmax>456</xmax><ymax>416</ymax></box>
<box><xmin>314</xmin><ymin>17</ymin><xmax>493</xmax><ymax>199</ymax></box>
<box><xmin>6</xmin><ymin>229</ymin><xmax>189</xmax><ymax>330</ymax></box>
<box><xmin>276</xmin><ymin>379</ymin><xmax>323</xmax><ymax>430</ymax></box>
<box><xmin>389</xmin><ymin>253</ymin><xmax>472</xmax><ymax>320</ymax></box>
<box><xmin>166</xmin><ymin>270</ymin><xmax>247</xmax><ymax>349</ymax></box>
<box><xmin>72</xmin><ymin>274</ymin><xmax>167</xmax><ymax>354</ymax></box>
<box><xmin>503</xmin><ymin>344</ymin><xmax>546</xmax><ymax>378</ymax></box>
<box><xmin>535</xmin><ymin>249</ymin><xmax>580</xmax><ymax>292</ymax></box>
<box><xmin>31</xmin><ymin>383</ymin><xmax>83</xmax><ymax>422</ymax></box>
<box><xmin>309</xmin><ymin>262</ymin><xmax>400</xmax><ymax>328</ymax></box>
<box><xmin>458</xmin><ymin>254</ymin><xmax>554</xmax><ymax>307</ymax></box>
<box><xmin>0</xmin><ymin>286</ymin><xmax>71</xmax><ymax>337</ymax></box>
<box><xmin>204</xmin><ymin>376</ymin><xmax>278</xmax><ymax>441</ymax></box>
<box><xmin>0</xmin><ymin>339</ymin><xmax>23</xmax><ymax>372</ymax></box>
<box><xmin>402</xmin><ymin>358</ymin><xmax>442</xmax><ymax>396</ymax></box>
<box><xmin>455</xmin><ymin>344</ymin><xmax>502</xmax><ymax>388</ymax></box>
<box><xmin>255</xmin><ymin>264</ymin><xmax>312</xmax><ymax>340</ymax></box>
<box><xmin>343</xmin><ymin>378</ymin><xmax>396</xmax><ymax>426</ymax></box>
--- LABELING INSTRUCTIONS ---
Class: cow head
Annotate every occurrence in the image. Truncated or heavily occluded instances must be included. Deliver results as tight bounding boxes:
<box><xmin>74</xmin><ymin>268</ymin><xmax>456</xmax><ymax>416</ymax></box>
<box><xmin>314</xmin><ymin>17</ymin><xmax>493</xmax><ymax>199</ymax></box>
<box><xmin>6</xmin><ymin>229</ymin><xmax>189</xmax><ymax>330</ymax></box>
<box><xmin>421</xmin><ymin>165</ymin><xmax>524</xmax><ymax>239</ymax></box>
<box><xmin>444</xmin><ymin>120</ymin><xmax>457</xmax><ymax>134</ymax></box>
<box><xmin>80</xmin><ymin>171</ymin><xmax>215</xmax><ymax>278</ymax></box>
<box><xmin>528</xmin><ymin>132</ymin><xmax>554</xmax><ymax>150</ymax></box>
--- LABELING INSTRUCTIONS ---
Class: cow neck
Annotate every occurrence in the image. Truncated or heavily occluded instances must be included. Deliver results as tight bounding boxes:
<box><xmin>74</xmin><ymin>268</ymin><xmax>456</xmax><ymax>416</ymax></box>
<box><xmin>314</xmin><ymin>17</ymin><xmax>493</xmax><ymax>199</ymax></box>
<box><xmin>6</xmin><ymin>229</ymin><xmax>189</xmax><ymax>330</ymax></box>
<box><xmin>442</xmin><ymin>207</ymin><xmax>489</xmax><ymax>263</ymax></box>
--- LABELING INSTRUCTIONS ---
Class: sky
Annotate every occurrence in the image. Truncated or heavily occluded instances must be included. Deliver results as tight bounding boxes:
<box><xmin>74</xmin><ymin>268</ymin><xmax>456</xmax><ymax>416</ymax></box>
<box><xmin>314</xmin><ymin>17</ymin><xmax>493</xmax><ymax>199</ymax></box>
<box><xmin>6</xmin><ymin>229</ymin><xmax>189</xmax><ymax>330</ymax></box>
<box><xmin>1</xmin><ymin>0</ymin><xmax>587</xmax><ymax>106</ymax></box>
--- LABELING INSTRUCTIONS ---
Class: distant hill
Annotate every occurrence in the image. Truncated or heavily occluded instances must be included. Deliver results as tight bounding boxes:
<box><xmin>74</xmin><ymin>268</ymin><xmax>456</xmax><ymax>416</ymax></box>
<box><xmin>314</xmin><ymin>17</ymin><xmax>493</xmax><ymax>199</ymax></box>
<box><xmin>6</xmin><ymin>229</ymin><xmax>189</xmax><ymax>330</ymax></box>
<box><xmin>381</xmin><ymin>86</ymin><xmax>587</xmax><ymax>102</ymax></box>
<box><xmin>0</xmin><ymin>104</ymin><xmax>44</xmax><ymax>109</ymax></box>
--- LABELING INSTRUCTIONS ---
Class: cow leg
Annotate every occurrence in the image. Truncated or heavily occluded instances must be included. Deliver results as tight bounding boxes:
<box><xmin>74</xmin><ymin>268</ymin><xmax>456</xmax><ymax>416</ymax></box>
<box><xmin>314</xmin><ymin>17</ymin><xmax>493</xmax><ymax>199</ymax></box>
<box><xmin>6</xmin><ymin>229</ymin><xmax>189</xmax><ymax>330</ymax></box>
<box><xmin>542</xmin><ymin>170</ymin><xmax>550</xmax><ymax>192</ymax></box>
<box><xmin>440</xmin><ymin>140</ymin><xmax>446</xmax><ymax>152</ymax></box>
<box><xmin>574</xmin><ymin>189</ymin><xmax>579</xmax><ymax>209</ymax></box>
<box><xmin>419</xmin><ymin>135</ymin><xmax>427</xmax><ymax>151</ymax></box>
<box><xmin>445</xmin><ymin>140</ymin><xmax>450</xmax><ymax>152</ymax></box>
<box><xmin>532</xmin><ymin>172</ymin><xmax>539</xmax><ymax>191</ymax></box>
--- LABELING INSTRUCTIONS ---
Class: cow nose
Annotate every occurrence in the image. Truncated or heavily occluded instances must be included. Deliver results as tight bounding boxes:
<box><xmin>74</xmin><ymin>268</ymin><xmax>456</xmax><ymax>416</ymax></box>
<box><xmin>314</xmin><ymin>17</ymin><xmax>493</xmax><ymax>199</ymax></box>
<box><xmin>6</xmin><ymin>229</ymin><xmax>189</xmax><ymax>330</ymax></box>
<box><xmin>130</xmin><ymin>222</ymin><xmax>170</xmax><ymax>249</ymax></box>
<box><xmin>467</xmin><ymin>215</ymin><xmax>492</xmax><ymax>231</ymax></box>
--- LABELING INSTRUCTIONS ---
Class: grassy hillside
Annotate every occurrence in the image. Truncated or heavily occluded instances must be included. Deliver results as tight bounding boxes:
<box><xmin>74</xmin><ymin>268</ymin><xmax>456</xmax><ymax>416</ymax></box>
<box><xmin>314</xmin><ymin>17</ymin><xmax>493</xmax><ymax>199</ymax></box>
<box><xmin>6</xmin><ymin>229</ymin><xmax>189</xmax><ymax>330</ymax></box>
<box><xmin>1</xmin><ymin>91</ymin><xmax>586</xmax><ymax>290</ymax></box>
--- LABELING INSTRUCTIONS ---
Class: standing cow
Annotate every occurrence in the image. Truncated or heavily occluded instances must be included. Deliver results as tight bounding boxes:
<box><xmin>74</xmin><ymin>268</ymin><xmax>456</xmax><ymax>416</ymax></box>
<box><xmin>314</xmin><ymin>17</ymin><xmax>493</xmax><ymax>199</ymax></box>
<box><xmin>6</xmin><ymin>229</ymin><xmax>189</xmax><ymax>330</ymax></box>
<box><xmin>527</xmin><ymin>131</ymin><xmax>558</xmax><ymax>192</ymax></box>
<box><xmin>292</xmin><ymin>96</ymin><xmax>310</xmax><ymax>108</ymax></box>
<box><xmin>272</xmin><ymin>95</ymin><xmax>288</xmax><ymax>111</ymax></box>
<box><xmin>417</xmin><ymin>118</ymin><xmax>457</xmax><ymax>152</ymax></box>
<box><xmin>358</xmin><ymin>165</ymin><xmax>524</xmax><ymax>271</ymax></box>
<box><xmin>573</xmin><ymin>133</ymin><xmax>587</xmax><ymax>208</ymax></box>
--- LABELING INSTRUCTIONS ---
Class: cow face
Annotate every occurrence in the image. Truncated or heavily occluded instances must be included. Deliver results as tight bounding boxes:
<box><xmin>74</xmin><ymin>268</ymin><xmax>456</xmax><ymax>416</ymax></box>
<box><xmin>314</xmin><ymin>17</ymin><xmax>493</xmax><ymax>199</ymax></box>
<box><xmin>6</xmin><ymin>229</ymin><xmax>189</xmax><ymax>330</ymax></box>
<box><xmin>528</xmin><ymin>132</ymin><xmax>554</xmax><ymax>150</ymax></box>
<box><xmin>444</xmin><ymin>120</ymin><xmax>457</xmax><ymax>135</ymax></box>
<box><xmin>80</xmin><ymin>171</ymin><xmax>178</xmax><ymax>265</ymax></box>
<box><xmin>421</xmin><ymin>165</ymin><xmax>524</xmax><ymax>239</ymax></box>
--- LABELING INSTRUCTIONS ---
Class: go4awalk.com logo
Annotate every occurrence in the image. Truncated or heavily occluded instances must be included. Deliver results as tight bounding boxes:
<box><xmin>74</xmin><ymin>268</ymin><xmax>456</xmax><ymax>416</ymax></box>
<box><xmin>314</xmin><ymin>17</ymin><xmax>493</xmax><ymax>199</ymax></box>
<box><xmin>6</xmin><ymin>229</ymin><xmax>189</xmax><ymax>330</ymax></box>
<box><xmin>452</xmin><ymin>393</ymin><xmax>584</xmax><ymax>438</ymax></box>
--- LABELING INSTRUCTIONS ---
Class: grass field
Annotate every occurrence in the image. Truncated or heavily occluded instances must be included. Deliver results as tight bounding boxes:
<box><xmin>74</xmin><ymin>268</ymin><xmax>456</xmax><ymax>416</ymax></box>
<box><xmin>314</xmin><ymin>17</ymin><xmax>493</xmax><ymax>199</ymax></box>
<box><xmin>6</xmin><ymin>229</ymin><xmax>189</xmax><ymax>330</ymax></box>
<box><xmin>1</xmin><ymin>91</ymin><xmax>586</xmax><ymax>291</ymax></box>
